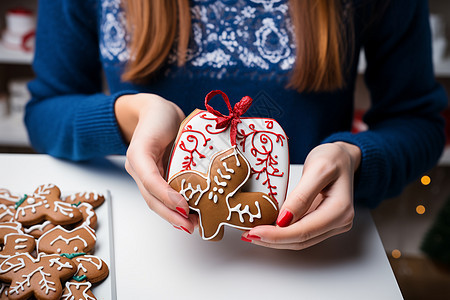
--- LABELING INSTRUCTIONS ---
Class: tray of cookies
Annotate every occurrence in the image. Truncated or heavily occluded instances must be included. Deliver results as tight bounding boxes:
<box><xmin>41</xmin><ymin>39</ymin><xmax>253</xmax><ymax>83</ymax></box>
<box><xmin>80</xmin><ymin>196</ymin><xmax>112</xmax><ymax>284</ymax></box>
<box><xmin>0</xmin><ymin>184</ymin><xmax>115</xmax><ymax>300</ymax></box>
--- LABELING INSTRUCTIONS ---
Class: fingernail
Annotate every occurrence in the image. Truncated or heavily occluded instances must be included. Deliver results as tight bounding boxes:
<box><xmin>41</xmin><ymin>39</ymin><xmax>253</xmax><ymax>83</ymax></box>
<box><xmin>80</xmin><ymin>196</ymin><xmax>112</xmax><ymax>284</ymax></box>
<box><xmin>176</xmin><ymin>207</ymin><xmax>188</xmax><ymax>218</ymax></box>
<box><xmin>247</xmin><ymin>234</ymin><xmax>261</xmax><ymax>241</ymax></box>
<box><xmin>277</xmin><ymin>210</ymin><xmax>293</xmax><ymax>227</ymax></box>
<box><xmin>241</xmin><ymin>236</ymin><xmax>252</xmax><ymax>242</ymax></box>
<box><xmin>180</xmin><ymin>226</ymin><xmax>192</xmax><ymax>234</ymax></box>
<box><xmin>173</xmin><ymin>225</ymin><xmax>182</xmax><ymax>230</ymax></box>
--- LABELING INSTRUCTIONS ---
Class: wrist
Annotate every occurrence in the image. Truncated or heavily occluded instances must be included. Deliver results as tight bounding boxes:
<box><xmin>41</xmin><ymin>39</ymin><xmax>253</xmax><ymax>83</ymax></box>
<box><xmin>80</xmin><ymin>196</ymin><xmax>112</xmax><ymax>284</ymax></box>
<box><xmin>115</xmin><ymin>93</ymin><xmax>185</xmax><ymax>143</ymax></box>
<box><xmin>333</xmin><ymin>141</ymin><xmax>361</xmax><ymax>173</ymax></box>
<box><xmin>115</xmin><ymin>94</ymin><xmax>143</xmax><ymax>143</ymax></box>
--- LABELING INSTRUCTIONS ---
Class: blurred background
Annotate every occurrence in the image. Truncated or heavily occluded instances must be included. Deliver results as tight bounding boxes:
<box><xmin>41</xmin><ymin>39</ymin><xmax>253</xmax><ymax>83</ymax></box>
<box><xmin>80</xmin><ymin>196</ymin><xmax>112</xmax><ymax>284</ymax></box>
<box><xmin>0</xmin><ymin>1</ymin><xmax>449</xmax><ymax>299</ymax></box>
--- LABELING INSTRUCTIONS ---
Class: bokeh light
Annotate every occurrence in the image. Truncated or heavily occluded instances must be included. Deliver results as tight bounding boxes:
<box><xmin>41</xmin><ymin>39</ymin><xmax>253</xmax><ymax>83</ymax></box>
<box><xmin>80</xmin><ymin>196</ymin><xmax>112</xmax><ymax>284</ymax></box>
<box><xmin>421</xmin><ymin>175</ymin><xmax>431</xmax><ymax>185</ymax></box>
<box><xmin>392</xmin><ymin>249</ymin><xmax>402</xmax><ymax>259</ymax></box>
<box><xmin>416</xmin><ymin>205</ymin><xmax>426</xmax><ymax>215</ymax></box>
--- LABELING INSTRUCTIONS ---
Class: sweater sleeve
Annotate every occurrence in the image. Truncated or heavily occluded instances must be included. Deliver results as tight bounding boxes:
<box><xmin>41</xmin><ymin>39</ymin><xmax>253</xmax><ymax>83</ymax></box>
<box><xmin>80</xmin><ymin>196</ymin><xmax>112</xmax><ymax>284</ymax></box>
<box><xmin>323</xmin><ymin>0</ymin><xmax>448</xmax><ymax>207</ymax></box>
<box><xmin>25</xmin><ymin>0</ymin><xmax>135</xmax><ymax>161</ymax></box>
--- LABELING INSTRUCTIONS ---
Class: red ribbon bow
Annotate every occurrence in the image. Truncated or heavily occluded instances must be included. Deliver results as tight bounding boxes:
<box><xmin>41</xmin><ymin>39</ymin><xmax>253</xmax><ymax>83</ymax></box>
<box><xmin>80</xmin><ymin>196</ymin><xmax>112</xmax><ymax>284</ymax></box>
<box><xmin>204</xmin><ymin>90</ymin><xmax>253</xmax><ymax>146</ymax></box>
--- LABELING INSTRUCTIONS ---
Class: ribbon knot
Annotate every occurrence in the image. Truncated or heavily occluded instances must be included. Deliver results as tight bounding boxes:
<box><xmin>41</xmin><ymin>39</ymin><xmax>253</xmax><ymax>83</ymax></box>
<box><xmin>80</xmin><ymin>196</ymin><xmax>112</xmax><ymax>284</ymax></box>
<box><xmin>205</xmin><ymin>90</ymin><xmax>253</xmax><ymax>146</ymax></box>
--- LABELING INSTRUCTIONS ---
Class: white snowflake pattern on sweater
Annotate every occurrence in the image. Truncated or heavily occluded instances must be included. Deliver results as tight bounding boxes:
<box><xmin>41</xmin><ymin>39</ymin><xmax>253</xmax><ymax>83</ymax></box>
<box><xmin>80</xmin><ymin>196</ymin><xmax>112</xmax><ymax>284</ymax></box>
<box><xmin>99</xmin><ymin>0</ymin><xmax>295</xmax><ymax>79</ymax></box>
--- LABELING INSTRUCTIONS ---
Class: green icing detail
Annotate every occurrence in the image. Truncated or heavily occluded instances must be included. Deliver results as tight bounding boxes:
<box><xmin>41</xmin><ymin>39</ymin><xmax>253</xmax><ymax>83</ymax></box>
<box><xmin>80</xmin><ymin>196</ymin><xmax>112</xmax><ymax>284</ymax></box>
<box><xmin>72</xmin><ymin>275</ymin><xmax>87</xmax><ymax>282</ymax></box>
<box><xmin>14</xmin><ymin>194</ymin><xmax>27</xmax><ymax>210</ymax></box>
<box><xmin>60</xmin><ymin>252</ymin><xmax>86</xmax><ymax>259</ymax></box>
<box><xmin>71</xmin><ymin>201</ymin><xmax>82</xmax><ymax>207</ymax></box>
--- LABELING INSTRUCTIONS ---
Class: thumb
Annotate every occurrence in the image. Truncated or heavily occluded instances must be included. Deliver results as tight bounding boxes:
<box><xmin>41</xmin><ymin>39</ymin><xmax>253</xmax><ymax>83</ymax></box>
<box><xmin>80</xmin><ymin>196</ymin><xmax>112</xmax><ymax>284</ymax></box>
<box><xmin>276</xmin><ymin>167</ymin><xmax>333</xmax><ymax>227</ymax></box>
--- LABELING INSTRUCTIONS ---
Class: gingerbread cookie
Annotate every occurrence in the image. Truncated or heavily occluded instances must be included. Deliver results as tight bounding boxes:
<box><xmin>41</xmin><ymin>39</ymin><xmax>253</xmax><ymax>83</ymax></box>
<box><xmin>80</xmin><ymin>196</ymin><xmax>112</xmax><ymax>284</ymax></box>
<box><xmin>0</xmin><ymin>191</ymin><xmax>19</xmax><ymax>223</ymax></box>
<box><xmin>0</xmin><ymin>233</ymin><xmax>35</xmax><ymax>264</ymax></box>
<box><xmin>64</xmin><ymin>191</ymin><xmax>105</xmax><ymax>209</ymax></box>
<box><xmin>0</xmin><ymin>189</ymin><xmax>20</xmax><ymax>206</ymax></box>
<box><xmin>169</xmin><ymin>146</ymin><xmax>278</xmax><ymax>241</ymax></box>
<box><xmin>0</xmin><ymin>222</ymin><xmax>22</xmax><ymax>239</ymax></box>
<box><xmin>23</xmin><ymin>220</ymin><xmax>56</xmax><ymax>239</ymax></box>
<box><xmin>71</xmin><ymin>202</ymin><xmax>97</xmax><ymax>230</ymax></box>
<box><xmin>61</xmin><ymin>253</ymin><xmax>109</xmax><ymax>284</ymax></box>
<box><xmin>0</xmin><ymin>282</ymin><xmax>9</xmax><ymax>299</ymax></box>
<box><xmin>0</xmin><ymin>204</ymin><xmax>15</xmax><ymax>222</ymax></box>
<box><xmin>37</xmin><ymin>224</ymin><xmax>96</xmax><ymax>255</ymax></box>
<box><xmin>61</xmin><ymin>280</ymin><xmax>96</xmax><ymax>300</ymax></box>
<box><xmin>0</xmin><ymin>252</ymin><xmax>77</xmax><ymax>300</ymax></box>
<box><xmin>14</xmin><ymin>184</ymin><xmax>83</xmax><ymax>227</ymax></box>
<box><xmin>167</xmin><ymin>91</ymin><xmax>290</xmax><ymax>208</ymax></box>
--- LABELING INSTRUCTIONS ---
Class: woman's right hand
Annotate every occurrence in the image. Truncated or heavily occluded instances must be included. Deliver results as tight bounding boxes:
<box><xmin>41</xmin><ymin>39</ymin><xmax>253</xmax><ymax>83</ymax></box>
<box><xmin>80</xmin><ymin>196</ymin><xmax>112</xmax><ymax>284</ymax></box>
<box><xmin>115</xmin><ymin>93</ymin><xmax>196</xmax><ymax>234</ymax></box>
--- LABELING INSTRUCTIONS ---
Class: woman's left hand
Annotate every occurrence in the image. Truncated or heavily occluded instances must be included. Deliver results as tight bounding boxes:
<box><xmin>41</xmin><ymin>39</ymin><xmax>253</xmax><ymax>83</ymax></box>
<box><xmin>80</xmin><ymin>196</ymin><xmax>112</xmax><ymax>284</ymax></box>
<box><xmin>241</xmin><ymin>142</ymin><xmax>361</xmax><ymax>250</ymax></box>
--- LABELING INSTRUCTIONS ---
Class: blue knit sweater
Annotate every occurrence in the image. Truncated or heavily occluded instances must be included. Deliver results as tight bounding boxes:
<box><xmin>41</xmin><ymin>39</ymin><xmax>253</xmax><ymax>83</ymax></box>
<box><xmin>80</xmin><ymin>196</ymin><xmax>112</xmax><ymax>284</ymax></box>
<box><xmin>25</xmin><ymin>0</ymin><xmax>448</xmax><ymax>207</ymax></box>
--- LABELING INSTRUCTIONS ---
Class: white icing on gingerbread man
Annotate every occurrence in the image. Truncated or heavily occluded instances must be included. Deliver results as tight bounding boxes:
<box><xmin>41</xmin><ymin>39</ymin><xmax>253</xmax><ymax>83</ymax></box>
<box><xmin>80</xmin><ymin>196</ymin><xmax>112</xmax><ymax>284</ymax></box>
<box><xmin>170</xmin><ymin>147</ymin><xmax>278</xmax><ymax>241</ymax></box>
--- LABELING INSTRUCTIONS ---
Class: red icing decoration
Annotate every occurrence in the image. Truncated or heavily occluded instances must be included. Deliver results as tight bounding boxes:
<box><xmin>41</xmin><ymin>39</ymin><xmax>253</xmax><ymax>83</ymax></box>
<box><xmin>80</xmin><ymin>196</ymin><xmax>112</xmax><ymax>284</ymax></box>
<box><xmin>179</xmin><ymin>125</ymin><xmax>211</xmax><ymax>170</ymax></box>
<box><xmin>204</xmin><ymin>90</ymin><xmax>253</xmax><ymax>146</ymax></box>
<box><xmin>237</xmin><ymin>122</ymin><xmax>286</xmax><ymax>199</ymax></box>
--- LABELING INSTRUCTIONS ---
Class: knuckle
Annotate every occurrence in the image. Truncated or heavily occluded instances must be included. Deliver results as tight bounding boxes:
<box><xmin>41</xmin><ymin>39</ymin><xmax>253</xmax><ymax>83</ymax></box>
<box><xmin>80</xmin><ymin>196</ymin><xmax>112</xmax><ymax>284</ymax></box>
<box><xmin>266</xmin><ymin>231</ymin><xmax>287</xmax><ymax>244</ymax></box>
<box><xmin>291</xmin><ymin>244</ymin><xmax>303</xmax><ymax>251</ymax></box>
<box><xmin>165</xmin><ymin>214</ymin><xmax>178</xmax><ymax>226</ymax></box>
<box><xmin>124</xmin><ymin>159</ymin><xmax>132</xmax><ymax>174</ymax></box>
<box><xmin>268</xmin><ymin>234</ymin><xmax>282</xmax><ymax>244</ymax></box>
<box><xmin>337</xmin><ymin>222</ymin><xmax>353</xmax><ymax>235</ymax></box>
<box><xmin>342</xmin><ymin>206</ymin><xmax>355</xmax><ymax>226</ymax></box>
<box><xmin>144</xmin><ymin>197</ymin><xmax>157</xmax><ymax>212</ymax></box>
<box><xmin>343</xmin><ymin>222</ymin><xmax>353</xmax><ymax>232</ymax></box>
<box><xmin>291</xmin><ymin>243</ymin><xmax>308</xmax><ymax>251</ymax></box>
<box><xmin>293</xmin><ymin>192</ymin><xmax>310</xmax><ymax>208</ymax></box>
<box><xmin>125</xmin><ymin>144</ymin><xmax>136</xmax><ymax>159</ymax></box>
<box><xmin>314</xmin><ymin>158</ymin><xmax>339</xmax><ymax>182</ymax></box>
<box><xmin>141</xmin><ymin>177</ymin><xmax>157</xmax><ymax>200</ymax></box>
<box><xmin>125</xmin><ymin>148</ymin><xmax>139</xmax><ymax>172</ymax></box>
<box><xmin>297</xmin><ymin>230</ymin><xmax>311</xmax><ymax>243</ymax></box>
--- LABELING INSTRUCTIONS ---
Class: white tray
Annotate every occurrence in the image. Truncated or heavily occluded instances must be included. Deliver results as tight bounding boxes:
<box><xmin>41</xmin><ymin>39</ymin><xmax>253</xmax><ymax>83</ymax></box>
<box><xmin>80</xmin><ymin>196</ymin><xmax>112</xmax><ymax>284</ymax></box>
<box><xmin>0</xmin><ymin>187</ymin><xmax>116</xmax><ymax>299</ymax></box>
<box><xmin>75</xmin><ymin>189</ymin><xmax>116</xmax><ymax>299</ymax></box>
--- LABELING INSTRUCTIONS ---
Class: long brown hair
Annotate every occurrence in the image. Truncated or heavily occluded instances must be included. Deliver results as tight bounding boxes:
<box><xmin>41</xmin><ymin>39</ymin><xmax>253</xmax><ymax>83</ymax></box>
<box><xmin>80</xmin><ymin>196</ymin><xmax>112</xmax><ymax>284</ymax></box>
<box><xmin>122</xmin><ymin>0</ymin><xmax>350</xmax><ymax>93</ymax></box>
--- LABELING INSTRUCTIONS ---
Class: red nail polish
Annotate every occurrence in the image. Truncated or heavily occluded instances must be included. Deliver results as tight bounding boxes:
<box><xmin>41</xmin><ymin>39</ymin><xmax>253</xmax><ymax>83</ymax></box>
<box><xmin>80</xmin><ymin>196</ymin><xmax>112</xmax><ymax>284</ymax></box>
<box><xmin>247</xmin><ymin>234</ymin><xmax>261</xmax><ymax>241</ymax></box>
<box><xmin>277</xmin><ymin>210</ymin><xmax>293</xmax><ymax>227</ymax></box>
<box><xmin>173</xmin><ymin>225</ymin><xmax>182</xmax><ymax>230</ymax></box>
<box><xmin>176</xmin><ymin>207</ymin><xmax>188</xmax><ymax>218</ymax></box>
<box><xmin>180</xmin><ymin>226</ymin><xmax>192</xmax><ymax>234</ymax></box>
<box><xmin>241</xmin><ymin>236</ymin><xmax>252</xmax><ymax>242</ymax></box>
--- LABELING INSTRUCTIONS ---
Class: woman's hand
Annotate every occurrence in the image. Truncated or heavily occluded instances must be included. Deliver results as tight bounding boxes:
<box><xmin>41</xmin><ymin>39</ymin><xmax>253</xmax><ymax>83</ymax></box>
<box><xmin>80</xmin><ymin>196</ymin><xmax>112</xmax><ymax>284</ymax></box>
<box><xmin>115</xmin><ymin>93</ymin><xmax>196</xmax><ymax>234</ymax></box>
<box><xmin>241</xmin><ymin>142</ymin><xmax>361</xmax><ymax>250</ymax></box>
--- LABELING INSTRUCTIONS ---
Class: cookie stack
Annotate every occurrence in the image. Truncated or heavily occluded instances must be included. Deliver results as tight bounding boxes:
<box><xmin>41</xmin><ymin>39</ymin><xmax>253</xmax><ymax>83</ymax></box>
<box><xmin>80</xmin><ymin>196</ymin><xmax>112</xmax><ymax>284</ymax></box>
<box><xmin>0</xmin><ymin>184</ymin><xmax>109</xmax><ymax>300</ymax></box>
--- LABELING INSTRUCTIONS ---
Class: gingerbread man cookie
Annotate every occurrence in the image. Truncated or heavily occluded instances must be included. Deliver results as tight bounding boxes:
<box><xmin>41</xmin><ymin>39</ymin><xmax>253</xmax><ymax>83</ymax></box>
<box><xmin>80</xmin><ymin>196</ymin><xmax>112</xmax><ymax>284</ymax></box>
<box><xmin>37</xmin><ymin>224</ymin><xmax>96</xmax><ymax>255</ymax></box>
<box><xmin>0</xmin><ymin>233</ymin><xmax>35</xmax><ymax>264</ymax></box>
<box><xmin>169</xmin><ymin>146</ymin><xmax>278</xmax><ymax>241</ymax></box>
<box><xmin>64</xmin><ymin>191</ymin><xmax>105</xmax><ymax>209</ymax></box>
<box><xmin>14</xmin><ymin>184</ymin><xmax>83</xmax><ymax>227</ymax></box>
<box><xmin>61</xmin><ymin>280</ymin><xmax>96</xmax><ymax>300</ymax></box>
<box><xmin>0</xmin><ymin>252</ymin><xmax>77</xmax><ymax>300</ymax></box>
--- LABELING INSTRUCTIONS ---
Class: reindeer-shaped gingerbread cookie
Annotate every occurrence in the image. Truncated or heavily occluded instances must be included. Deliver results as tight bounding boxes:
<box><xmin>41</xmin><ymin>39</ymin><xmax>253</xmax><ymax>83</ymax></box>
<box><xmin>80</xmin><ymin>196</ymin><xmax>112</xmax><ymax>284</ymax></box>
<box><xmin>14</xmin><ymin>184</ymin><xmax>83</xmax><ymax>227</ymax></box>
<box><xmin>169</xmin><ymin>147</ymin><xmax>278</xmax><ymax>241</ymax></box>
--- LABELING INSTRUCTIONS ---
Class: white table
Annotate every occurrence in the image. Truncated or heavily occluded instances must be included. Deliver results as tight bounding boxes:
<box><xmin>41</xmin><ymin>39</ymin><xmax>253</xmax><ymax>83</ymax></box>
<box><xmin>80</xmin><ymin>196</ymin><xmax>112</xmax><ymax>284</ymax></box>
<box><xmin>0</xmin><ymin>154</ymin><xmax>403</xmax><ymax>300</ymax></box>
